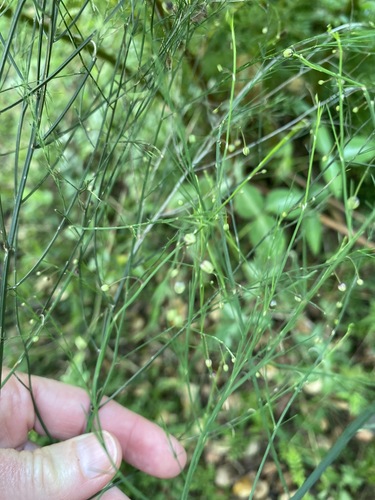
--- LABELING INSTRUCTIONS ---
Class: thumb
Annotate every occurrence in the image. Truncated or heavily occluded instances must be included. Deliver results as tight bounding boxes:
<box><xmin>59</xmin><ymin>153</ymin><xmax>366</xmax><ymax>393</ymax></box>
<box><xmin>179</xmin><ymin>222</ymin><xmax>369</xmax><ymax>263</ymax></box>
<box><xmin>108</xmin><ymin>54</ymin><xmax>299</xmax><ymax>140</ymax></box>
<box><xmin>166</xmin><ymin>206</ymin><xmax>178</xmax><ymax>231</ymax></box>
<box><xmin>0</xmin><ymin>431</ymin><xmax>121</xmax><ymax>500</ymax></box>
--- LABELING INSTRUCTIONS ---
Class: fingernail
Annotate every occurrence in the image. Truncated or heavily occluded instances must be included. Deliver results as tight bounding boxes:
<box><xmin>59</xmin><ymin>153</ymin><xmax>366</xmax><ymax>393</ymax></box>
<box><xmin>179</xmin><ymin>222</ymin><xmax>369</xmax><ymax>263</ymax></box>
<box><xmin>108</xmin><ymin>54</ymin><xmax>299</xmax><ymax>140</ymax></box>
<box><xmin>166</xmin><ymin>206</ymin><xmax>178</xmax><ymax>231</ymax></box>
<box><xmin>76</xmin><ymin>431</ymin><xmax>118</xmax><ymax>479</ymax></box>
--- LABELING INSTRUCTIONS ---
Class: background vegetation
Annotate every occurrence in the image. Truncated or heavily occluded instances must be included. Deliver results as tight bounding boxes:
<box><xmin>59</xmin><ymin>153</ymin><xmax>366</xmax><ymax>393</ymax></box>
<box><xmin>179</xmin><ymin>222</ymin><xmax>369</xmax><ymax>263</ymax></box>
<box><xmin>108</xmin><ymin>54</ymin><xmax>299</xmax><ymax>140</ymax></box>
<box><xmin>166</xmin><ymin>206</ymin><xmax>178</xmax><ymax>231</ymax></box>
<box><xmin>1</xmin><ymin>0</ymin><xmax>374</xmax><ymax>498</ymax></box>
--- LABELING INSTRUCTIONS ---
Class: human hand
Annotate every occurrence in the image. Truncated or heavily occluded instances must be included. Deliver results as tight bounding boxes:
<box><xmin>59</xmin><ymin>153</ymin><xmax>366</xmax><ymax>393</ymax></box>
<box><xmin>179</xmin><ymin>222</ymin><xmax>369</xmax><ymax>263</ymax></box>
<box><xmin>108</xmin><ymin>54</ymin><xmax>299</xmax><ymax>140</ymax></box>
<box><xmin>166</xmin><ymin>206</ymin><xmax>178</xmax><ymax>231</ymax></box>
<box><xmin>0</xmin><ymin>369</ymin><xmax>187</xmax><ymax>500</ymax></box>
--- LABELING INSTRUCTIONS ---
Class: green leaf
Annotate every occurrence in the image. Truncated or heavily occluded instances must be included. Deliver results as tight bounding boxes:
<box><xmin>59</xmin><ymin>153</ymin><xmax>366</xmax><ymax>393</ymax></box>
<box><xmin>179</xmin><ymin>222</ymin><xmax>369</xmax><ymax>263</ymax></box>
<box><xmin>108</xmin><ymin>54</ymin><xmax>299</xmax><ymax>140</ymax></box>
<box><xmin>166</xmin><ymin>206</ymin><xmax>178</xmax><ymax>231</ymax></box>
<box><xmin>248</xmin><ymin>214</ymin><xmax>275</xmax><ymax>248</ymax></box>
<box><xmin>315</xmin><ymin>125</ymin><xmax>342</xmax><ymax>199</ymax></box>
<box><xmin>234</xmin><ymin>184</ymin><xmax>264</xmax><ymax>219</ymax></box>
<box><xmin>302</xmin><ymin>213</ymin><xmax>322</xmax><ymax>256</ymax></box>
<box><xmin>309</xmin><ymin>182</ymin><xmax>330</xmax><ymax>206</ymax></box>
<box><xmin>343</xmin><ymin>136</ymin><xmax>375</xmax><ymax>164</ymax></box>
<box><xmin>248</xmin><ymin>215</ymin><xmax>287</xmax><ymax>260</ymax></box>
<box><xmin>265</xmin><ymin>188</ymin><xmax>303</xmax><ymax>219</ymax></box>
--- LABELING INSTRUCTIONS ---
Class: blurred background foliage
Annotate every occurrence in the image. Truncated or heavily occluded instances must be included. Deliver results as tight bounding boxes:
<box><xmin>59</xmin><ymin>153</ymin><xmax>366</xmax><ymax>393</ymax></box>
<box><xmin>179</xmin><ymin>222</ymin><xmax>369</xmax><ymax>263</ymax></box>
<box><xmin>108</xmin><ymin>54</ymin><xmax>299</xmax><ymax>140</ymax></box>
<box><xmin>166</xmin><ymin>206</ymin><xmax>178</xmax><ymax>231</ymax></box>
<box><xmin>1</xmin><ymin>0</ymin><xmax>374</xmax><ymax>498</ymax></box>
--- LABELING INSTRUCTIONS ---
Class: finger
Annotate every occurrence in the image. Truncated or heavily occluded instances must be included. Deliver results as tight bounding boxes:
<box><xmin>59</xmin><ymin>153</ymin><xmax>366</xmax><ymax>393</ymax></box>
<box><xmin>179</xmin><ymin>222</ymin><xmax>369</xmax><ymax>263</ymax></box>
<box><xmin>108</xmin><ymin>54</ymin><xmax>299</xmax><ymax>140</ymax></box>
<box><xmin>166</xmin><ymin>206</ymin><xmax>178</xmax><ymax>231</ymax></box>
<box><xmin>95</xmin><ymin>486</ymin><xmax>130</xmax><ymax>500</ymax></box>
<box><xmin>21</xmin><ymin>441</ymin><xmax>40</xmax><ymax>451</ymax></box>
<box><xmin>0</xmin><ymin>431</ymin><xmax>121</xmax><ymax>500</ymax></box>
<box><xmin>1</xmin><ymin>369</ymin><xmax>187</xmax><ymax>478</ymax></box>
<box><xmin>98</xmin><ymin>399</ymin><xmax>187</xmax><ymax>478</ymax></box>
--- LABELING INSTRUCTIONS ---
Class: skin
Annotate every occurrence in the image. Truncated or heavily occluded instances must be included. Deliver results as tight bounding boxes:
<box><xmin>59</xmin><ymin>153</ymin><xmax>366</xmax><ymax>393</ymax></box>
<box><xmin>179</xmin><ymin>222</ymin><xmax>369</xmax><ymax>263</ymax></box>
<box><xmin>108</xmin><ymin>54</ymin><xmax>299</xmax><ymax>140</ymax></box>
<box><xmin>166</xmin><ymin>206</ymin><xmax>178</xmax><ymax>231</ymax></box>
<box><xmin>0</xmin><ymin>369</ymin><xmax>187</xmax><ymax>500</ymax></box>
